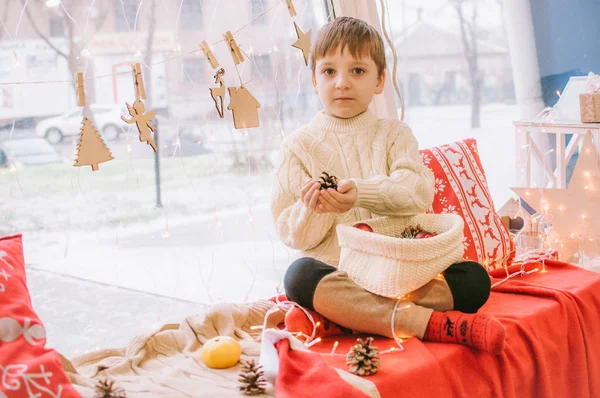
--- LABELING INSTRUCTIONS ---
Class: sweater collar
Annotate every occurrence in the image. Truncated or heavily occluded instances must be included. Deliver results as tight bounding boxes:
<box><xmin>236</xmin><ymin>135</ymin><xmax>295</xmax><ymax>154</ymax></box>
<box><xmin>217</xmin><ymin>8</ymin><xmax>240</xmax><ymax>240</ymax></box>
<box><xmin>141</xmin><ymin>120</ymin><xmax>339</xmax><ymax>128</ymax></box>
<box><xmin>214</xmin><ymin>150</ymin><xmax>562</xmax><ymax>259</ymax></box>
<box><xmin>309</xmin><ymin>110</ymin><xmax>378</xmax><ymax>133</ymax></box>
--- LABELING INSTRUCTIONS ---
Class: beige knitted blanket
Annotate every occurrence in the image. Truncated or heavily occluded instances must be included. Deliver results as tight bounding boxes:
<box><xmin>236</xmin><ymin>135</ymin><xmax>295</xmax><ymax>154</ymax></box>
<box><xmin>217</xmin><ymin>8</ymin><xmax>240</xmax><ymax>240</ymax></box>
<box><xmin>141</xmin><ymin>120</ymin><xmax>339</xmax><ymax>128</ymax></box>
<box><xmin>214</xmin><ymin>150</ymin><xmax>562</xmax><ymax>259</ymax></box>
<box><xmin>60</xmin><ymin>300</ymin><xmax>379</xmax><ymax>397</ymax></box>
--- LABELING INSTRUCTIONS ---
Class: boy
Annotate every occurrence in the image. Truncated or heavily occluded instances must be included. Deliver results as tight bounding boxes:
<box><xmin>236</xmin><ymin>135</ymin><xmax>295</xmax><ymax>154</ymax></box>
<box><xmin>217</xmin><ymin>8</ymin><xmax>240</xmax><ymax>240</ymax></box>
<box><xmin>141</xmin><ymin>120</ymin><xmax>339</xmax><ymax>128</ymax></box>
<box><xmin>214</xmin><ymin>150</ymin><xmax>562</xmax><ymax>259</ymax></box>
<box><xmin>271</xmin><ymin>17</ymin><xmax>505</xmax><ymax>354</ymax></box>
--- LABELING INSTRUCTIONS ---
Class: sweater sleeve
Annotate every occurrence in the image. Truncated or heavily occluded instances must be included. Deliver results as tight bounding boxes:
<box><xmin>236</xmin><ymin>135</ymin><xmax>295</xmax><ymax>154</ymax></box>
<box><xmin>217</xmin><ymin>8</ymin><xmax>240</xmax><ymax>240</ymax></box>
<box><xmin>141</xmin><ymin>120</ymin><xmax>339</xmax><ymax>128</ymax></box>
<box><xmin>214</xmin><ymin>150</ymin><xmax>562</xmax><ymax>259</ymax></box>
<box><xmin>351</xmin><ymin>121</ymin><xmax>434</xmax><ymax>216</ymax></box>
<box><xmin>270</xmin><ymin>144</ymin><xmax>338</xmax><ymax>251</ymax></box>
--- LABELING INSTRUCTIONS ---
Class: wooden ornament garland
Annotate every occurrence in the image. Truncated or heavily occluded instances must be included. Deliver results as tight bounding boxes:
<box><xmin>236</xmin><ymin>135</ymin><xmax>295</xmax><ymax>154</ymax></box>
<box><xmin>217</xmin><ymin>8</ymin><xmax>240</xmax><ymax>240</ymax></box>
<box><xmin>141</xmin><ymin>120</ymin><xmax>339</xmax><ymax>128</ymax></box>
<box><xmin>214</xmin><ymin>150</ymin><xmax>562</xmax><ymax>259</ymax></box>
<box><xmin>121</xmin><ymin>63</ymin><xmax>158</xmax><ymax>153</ymax></box>
<box><xmin>73</xmin><ymin>72</ymin><xmax>114</xmax><ymax>171</ymax></box>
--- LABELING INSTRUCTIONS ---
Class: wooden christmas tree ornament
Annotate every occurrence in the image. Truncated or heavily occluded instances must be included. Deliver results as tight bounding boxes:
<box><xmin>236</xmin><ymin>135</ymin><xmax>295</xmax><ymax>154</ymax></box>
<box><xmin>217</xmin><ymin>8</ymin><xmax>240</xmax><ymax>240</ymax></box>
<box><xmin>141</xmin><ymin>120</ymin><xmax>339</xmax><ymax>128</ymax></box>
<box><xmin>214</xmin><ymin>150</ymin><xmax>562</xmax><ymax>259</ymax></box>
<box><xmin>122</xmin><ymin>62</ymin><xmax>158</xmax><ymax>152</ymax></box>
<box><xmin>285</xmin><ymin>0</ymin><xmax>297</xmax><ymax>17</ymax></box>
<box><xmin>210</xmin><ymin>68</ymin><xmax>226</xmax><ymax>118</ymax></box>
<box><xmin>223</xmin><ymin>31</ymin><xmax>244</xmax><ymax>65</ymax></box>
<box><xmin>291</xmin><ymin>22</ymin><xmax>311</xmax><ymax>66</ymax></box>
<box><xmin>227</xmin><ymin>86</ymin><xmax>261</xmax><ymax>129</ymax></box>
<box><xmin>200</xmin><ymin>40</ymin><xmax>220</xmax><ymax>69</ymax></box>
<box><xmin>73</xmin><ymin>72</ymin><xmax>113</xmax><ymax>171</ymax></box>
<box><xmin>74</xmin><ymin>117</ymin><xmax>114</xmax><ymax>171</ymax></box>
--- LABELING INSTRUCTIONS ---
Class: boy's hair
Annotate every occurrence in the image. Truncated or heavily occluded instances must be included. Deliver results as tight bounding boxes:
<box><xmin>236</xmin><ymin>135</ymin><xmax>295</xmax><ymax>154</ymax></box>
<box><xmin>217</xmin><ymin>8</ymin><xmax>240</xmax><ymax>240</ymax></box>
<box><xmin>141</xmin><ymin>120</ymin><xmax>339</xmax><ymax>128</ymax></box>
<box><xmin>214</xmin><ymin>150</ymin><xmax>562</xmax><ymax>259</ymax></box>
<box><xmin>310</xmin><ymin>17</ymin><xmax>386</xmax><ymax>77</ymax></box>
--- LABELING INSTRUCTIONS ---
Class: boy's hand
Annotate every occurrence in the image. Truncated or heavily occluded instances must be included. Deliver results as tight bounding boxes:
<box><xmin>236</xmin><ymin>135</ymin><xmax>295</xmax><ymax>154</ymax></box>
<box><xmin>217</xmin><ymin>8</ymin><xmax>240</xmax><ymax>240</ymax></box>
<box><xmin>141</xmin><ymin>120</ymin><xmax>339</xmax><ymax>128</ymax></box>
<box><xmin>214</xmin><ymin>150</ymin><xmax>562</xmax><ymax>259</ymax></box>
<box><xmin>300</xmin><ymin>179</ymin><xmax>323</xmax><ymax>213</ymax></box>
<box><xmin>318</xmin><ymin>179</ymin><xmax>357</xmax><ymax>213</ymax></box>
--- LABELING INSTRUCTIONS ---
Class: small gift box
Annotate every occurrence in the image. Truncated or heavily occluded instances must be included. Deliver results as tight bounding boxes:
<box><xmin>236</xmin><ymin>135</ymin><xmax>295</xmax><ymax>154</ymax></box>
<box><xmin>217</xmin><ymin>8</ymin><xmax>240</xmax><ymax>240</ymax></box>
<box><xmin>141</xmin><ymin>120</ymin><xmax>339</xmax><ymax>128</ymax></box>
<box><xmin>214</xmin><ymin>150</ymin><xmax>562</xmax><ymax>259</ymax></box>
<box><xmin>580</xmin><ymin>72</ymin><xmax>600</xmax><ymax>123</ymax></box>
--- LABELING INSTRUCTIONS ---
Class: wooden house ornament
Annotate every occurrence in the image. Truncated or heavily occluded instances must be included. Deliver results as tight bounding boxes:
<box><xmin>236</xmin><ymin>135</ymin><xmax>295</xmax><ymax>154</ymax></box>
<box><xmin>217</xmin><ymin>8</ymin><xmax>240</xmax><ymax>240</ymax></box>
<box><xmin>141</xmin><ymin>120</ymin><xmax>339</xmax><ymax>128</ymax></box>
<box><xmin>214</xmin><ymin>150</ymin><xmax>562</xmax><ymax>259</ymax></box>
<box><xmin>227</xmin><ymin>86</ymin><xmax>261</xmax><ymax>129</ymax></box>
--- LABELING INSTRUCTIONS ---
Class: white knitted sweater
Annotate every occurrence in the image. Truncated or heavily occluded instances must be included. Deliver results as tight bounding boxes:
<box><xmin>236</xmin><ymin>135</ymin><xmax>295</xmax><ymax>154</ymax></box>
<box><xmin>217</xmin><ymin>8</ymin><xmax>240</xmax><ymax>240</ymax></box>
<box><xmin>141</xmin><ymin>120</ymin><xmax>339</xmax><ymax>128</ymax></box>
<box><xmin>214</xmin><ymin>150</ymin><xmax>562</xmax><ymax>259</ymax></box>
<box><xmin>270</xmin><ymin>110</ymin><xmax>435</xmax><ymax>267</ymax></box>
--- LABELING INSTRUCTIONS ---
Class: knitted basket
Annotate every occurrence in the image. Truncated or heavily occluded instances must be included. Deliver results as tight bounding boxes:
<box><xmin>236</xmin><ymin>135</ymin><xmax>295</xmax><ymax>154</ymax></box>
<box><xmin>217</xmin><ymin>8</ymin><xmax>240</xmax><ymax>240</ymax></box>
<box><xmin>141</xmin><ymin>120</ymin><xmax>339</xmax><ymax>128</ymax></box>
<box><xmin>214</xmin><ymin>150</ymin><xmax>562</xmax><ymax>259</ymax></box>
<box><xmin>336</xmin><ymin>214</ymin><xmax>465</xmax><ymax>298</ymax></box>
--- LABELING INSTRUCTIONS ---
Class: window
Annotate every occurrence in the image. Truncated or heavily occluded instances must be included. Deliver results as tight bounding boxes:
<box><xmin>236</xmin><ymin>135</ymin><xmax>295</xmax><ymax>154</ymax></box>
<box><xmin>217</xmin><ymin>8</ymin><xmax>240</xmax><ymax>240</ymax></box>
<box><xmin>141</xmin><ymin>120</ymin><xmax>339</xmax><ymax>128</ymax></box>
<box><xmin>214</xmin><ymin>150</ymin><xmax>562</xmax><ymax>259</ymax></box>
<box><xmin>113</xmin><ymin>0</ymin><xmax>137</xmax><ymax>32</ymax></box>
<box><xmin>181</xmin><ymin>0</ymin><xmax>203</xmax><ymax>30</ymax></box>
<box><xmin>0</xmin><ymin>0</ymin><xmax>330</xmax><ymax>358</ymax></box>
<box><xmin>251</xmin><ymin>0</ymin><xmax>266</xmax><ymax>25</ymax></box>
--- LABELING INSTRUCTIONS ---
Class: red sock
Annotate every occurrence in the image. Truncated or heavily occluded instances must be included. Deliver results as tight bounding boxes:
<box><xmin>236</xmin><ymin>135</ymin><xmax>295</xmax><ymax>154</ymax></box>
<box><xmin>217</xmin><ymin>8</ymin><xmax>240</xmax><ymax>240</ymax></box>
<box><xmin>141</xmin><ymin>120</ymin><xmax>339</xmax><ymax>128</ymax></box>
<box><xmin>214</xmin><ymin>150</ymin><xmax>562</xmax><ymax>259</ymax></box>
<box><xmin>423</xmin><ymin>311</ymin><xmax>506</xmax><ymax>355</ymax></box>
<box><xmin>284</xmin><ymin>307</ymin><xmax>352</xmax><ymax>338</ymax></box>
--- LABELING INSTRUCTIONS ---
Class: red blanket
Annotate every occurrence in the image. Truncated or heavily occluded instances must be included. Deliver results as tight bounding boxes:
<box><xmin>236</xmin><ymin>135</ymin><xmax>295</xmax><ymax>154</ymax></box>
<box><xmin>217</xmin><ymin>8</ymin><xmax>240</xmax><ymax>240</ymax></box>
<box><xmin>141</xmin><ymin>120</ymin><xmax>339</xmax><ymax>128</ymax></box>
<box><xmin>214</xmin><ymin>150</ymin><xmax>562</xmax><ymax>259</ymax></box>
<box><xmin>303</xmin><ymin>260</ymin><xmax>600</xmax><ymax>398</ymax></box>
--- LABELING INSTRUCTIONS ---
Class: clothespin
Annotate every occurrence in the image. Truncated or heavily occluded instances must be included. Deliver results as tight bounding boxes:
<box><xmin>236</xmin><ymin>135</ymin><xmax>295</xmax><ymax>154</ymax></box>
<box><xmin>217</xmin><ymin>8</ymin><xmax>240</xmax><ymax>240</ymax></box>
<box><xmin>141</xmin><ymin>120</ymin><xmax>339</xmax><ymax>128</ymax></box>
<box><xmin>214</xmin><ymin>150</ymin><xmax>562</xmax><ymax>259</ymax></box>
<box><xmin>75</xmin><ymin>72</ymin><xmax>85</xmax><ymax>106</ymax></box>
<box><xmin>131</xmin><ymin>62</ymin><xmax>146</xmax><ymax>101</ymax></box>
<box><xmin>223</xmin><ymin>31</ymin><xmax>244</xmax><ymax>65</ymax></box>
<box><xmin>200</xmin><ymin>40</ymin><xmax>220</xmax><ymax>69</ymax></box>
<box><xmin>285</xmin><ymin>0</ymin><xmax>297</xmax><ymax>17</ymax></box>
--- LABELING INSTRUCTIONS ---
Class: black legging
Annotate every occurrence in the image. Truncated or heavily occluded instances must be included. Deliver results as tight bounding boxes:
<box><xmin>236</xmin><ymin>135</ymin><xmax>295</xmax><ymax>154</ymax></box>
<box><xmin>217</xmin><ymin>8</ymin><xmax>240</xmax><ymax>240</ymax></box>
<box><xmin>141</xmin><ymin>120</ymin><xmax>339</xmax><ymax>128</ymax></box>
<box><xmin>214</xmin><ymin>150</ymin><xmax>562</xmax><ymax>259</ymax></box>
<box><xmin>284</xmin><ymin>257</ymin><xmax>491</xmax><ymax>313</ymax></box>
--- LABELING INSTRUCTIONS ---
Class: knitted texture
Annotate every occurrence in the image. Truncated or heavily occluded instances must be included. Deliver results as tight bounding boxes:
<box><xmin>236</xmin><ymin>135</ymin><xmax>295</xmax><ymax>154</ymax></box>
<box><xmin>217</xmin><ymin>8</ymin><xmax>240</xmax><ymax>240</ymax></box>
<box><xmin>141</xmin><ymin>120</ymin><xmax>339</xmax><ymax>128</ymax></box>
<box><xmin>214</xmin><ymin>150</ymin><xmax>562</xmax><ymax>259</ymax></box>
<box><xmin>337</xmin><ymin>214</ymin><xmax>464</xmax><ymax>298</ymax></box>
<box><xmin>270</xmin><ymin>110</ymin><xmax>435</xmax><ymax>267</ymax></box>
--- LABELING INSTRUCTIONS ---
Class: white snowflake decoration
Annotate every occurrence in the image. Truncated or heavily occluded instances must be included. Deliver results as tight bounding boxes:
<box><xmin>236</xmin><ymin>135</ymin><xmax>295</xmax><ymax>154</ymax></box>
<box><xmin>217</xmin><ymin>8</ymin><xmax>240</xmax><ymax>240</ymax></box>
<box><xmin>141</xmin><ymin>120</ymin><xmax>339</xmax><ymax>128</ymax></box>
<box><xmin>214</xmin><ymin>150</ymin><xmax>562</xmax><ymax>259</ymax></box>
<box><xmin>434</xmin><ymin>178</ymin><xmax>446</xmax><ymax>195</ymax></box>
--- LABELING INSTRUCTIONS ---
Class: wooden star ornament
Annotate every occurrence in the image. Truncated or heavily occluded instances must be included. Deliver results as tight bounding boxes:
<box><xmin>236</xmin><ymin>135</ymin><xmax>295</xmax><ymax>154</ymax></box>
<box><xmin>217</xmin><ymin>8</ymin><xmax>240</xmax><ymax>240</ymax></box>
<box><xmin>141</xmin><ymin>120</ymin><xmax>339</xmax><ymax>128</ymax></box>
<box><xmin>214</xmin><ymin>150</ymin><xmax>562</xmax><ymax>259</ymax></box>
<box><xmin>511</xmin><ymin>132</ymin><xmax>600</xmax><ymax>262</ymax></box>
<box><xmin>292</xmin><ymin>22</ymin><xmax>311</xmax><ymax>66</ymax></box>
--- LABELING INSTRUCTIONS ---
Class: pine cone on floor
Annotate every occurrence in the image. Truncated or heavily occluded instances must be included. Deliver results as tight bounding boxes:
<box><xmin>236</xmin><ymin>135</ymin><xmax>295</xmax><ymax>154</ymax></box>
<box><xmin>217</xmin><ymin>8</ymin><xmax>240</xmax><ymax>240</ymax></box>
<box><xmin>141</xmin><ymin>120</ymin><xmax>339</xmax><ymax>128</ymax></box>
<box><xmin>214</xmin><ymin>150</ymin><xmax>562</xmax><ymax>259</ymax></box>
<box><xmin>238</xmin><ymin>359</ymin><xmax>267</xmax><ymax>396</ymax></box>
<box><xmin>94</xmin><ymin>378</ymin><xmax>127</xmax><ymax>398</ymax></box>
<box><xmin>346</xmin><ymin>337</ymin><xmax>380</xmax><ymax>376</ymax></box>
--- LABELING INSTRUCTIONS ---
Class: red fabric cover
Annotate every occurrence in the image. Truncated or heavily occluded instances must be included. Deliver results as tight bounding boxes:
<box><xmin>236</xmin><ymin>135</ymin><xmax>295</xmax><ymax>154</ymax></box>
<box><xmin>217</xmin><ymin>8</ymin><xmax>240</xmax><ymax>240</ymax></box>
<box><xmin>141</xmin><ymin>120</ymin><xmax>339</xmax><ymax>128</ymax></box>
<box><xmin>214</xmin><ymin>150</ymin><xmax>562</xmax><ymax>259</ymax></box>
<box><xmin>0</xmin><ymin>234</ymin><xmax>81</xmax><ymax>397</ymax></box>
<box><xmin>419</xmin><ymin>139</ymin><xmax>514</xmax><ymax>271</ymax></box>
<box><xmin>274</xmin><ymin>339</ymin><xmax>370</xmax><ymax>398</ymax></box>
<box><xmin>306</xmin><ymin>260</ymin><xmax>600</xmax><ymax>398</ymax></box>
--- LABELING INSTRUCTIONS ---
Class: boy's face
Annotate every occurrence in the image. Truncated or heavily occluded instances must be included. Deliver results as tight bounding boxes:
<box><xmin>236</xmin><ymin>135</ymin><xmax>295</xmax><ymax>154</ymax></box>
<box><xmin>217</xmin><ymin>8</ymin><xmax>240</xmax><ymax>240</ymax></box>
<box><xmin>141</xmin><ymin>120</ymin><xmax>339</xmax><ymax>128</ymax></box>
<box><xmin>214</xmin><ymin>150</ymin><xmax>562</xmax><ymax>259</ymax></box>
<box><xmin>312</xmin><ymin>46</ymin><xmax>385</xmax><ymax>119</ymax></box>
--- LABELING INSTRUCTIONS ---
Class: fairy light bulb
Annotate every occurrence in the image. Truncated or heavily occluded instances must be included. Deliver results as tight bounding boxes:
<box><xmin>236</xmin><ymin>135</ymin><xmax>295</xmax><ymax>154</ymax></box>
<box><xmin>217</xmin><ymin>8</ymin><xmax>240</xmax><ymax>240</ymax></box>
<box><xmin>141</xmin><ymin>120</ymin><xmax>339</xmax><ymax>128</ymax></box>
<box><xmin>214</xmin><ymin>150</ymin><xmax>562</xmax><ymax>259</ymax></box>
<box><xmin>330</xmin><ymin>341</ymin><xmax>339</xmax><ymax>355</ymax></box>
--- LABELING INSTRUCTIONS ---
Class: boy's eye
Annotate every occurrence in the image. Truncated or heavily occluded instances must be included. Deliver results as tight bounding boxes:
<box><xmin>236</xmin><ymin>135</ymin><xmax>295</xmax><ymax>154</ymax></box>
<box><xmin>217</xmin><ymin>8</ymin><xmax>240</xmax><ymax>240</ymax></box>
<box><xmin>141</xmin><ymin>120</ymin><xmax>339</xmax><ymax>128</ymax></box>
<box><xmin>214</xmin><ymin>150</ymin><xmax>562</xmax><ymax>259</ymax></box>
<box><xmin>352</xmin><ymin>68</ymin><xmax>365</xmax><ymax>75</ymax></box>
<box><xmin>323</xmin><ymin>68</ymin><xmax>335</xmax><ymax>75</ymax></box>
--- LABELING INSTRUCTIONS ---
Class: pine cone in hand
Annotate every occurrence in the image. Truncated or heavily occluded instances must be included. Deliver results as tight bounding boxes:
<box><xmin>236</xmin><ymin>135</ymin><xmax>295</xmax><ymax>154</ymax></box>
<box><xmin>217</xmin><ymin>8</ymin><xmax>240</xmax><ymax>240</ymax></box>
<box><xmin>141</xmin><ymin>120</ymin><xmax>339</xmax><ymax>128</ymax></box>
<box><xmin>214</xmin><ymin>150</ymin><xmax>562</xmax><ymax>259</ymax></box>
<box><xmin>238</xmin><ymin>359</ymin><xmax>267</xmax><ymax>395</ymax></box>
<box><xmin>94</xmin><ymin>379</ymin><xmax>127</xmax><ymax>398</ymax></box>
<box><xmin>346</xmin><ymin>337</ymin><xmax>380</xmax><ymax>376</ymax></box>
<box><xmin>319</xmin><ymin>172</ymin><xmax>338</xmax><ymax>190</ymax></box>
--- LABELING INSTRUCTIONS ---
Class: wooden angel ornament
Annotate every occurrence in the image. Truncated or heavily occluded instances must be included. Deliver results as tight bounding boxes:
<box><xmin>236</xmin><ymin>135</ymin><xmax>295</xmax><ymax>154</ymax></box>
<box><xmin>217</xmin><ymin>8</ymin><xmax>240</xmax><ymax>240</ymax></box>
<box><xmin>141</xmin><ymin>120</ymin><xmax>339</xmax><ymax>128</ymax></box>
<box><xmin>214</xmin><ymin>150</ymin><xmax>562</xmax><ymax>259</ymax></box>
<box><xmin>210</xmin><ymin>68</ymin><xmax>226</xmax><ymax>118</ymax></box>
<box><xmin>122</xmin><ymin>63</ymin><xmax>158</xmax><ymax>152</ymax></box>
<box><xmin>122</xmin><ymin>101</ymin><xmax>157</xmax><ymax>152</ymax></box>
<box><xmin>73</xmin><ymin>72</ymin><xmax>114</xmax><ymax>171</ymax></box>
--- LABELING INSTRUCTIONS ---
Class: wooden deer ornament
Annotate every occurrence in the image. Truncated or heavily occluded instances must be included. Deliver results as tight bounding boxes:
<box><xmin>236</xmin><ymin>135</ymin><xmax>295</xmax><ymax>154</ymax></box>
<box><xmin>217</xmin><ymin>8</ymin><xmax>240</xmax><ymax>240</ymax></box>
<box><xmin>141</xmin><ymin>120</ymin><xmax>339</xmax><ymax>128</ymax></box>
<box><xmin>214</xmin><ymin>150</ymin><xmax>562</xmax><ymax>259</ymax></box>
<box><xmin>209</xmin><ymin>68</ymin><xmax>226</xmax><ymax>118</ymax></box>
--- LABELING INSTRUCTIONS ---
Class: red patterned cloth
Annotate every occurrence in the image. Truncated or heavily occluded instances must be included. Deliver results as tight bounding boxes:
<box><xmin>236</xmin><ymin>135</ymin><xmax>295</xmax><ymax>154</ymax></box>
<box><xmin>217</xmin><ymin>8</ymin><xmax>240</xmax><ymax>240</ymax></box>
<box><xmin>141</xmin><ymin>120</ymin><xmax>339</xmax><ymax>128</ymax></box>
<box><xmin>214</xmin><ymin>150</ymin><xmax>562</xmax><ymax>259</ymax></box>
<box><xmin>420</xmin><ymin>138</ymin><xmax>514</xmax><ymax>271</ymax></box>
<box><xmin>0</xmin><ymin>234</ymin><xmax>80</xmax><ymax>397</ymax></box>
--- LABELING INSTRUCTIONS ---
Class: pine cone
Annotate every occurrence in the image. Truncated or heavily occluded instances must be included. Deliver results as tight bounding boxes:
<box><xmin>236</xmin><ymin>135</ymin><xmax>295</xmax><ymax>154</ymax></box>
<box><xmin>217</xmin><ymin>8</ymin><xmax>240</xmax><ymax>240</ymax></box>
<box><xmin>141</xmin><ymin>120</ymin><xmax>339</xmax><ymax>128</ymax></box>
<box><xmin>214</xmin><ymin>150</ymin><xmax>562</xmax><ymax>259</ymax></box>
<box><xmin>238</xmin><ymin>359</ymin><xmax>267</xmax><ymax>396</ymax></box>
<box><xmin>346</xmin><ymin>337</ymin><xmax>380</xmax><ymax>376</ymax></box>
<box><xmin>319</xmin><ymin>172</ymin><xmax>339</xmax><ymax>190</ymax></box>
<box><xmin>94</xmin><ymin>378</ymin><xmax>127</xmax><ymax>398</ymax></box>
<box><xmin>400</xmin><ymin>224</ymin><xmax>425</xmax><ymax>239</ymax></box>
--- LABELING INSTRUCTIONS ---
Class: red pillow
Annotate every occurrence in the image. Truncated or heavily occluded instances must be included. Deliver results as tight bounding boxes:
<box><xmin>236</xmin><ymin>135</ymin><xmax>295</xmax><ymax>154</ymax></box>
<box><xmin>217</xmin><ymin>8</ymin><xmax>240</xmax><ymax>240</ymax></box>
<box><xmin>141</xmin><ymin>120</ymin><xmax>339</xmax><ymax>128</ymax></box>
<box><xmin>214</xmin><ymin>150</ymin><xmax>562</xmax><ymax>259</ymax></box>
<box><xmin>0</xmin><ymin>234</ymin><xmax>81</xmax><ymax>397</ymax></box>
<box><xmin>419</xmin><ymin>139</ymin><xmax>514</xmax><ymax>271</ymax></box>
